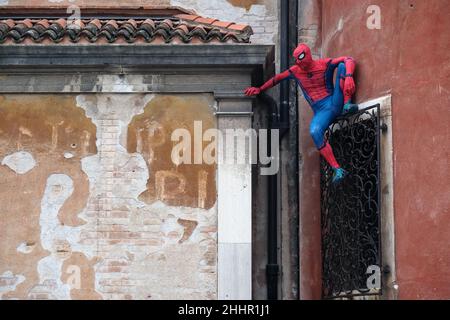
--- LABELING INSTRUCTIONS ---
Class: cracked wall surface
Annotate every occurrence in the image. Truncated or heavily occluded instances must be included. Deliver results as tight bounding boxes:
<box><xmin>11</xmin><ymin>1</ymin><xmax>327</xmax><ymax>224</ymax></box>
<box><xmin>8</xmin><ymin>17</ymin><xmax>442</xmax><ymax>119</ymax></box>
<box><xmin>0</xmin><ymin>93</ymin><xmax>217</xmax><ymax>300</ymax></box>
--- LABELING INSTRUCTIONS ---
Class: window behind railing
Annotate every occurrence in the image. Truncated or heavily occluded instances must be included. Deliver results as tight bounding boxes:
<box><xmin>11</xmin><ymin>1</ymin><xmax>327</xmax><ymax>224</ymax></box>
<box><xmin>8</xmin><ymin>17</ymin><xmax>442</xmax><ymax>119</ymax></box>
<box><xmin>320</xmin><ymin>104</ymin><xmax>382</xmax><ymax>299</ymax></box>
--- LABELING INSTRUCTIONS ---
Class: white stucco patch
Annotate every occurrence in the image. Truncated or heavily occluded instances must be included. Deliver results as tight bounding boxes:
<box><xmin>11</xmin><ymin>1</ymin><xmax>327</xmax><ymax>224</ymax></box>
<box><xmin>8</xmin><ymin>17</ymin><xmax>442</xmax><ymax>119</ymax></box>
<box><xmin>1</xmin><ymin>151</ymin><xmax>36</xmax><ymax>174</ymax></box>
<box><xmin>0</xmin><ymin>271</ymin><xmax>25</xmax><ymax>298</ymax></box>
<box><xmin>36</xmin><ymin>257</ymin><xmax>71</xmax><ymax>300</ymax></box>
<box><xmin>40</xmin><ymin>174</ymin><xmax>78</xmax><ymax>250</ymax></box>
<box><xmin>96</xmin><ymin>75</ymin><xmax>149</xmax><ymax>93</ymax></box>
<box><xmin>36</xmin><ymin>174</ymin><xmax>89</xmax><ymax>300</ymax></box>
<box><xmin>17</xmin><ymin>242</ymin><xmax>36</xmax><ymax>254</ymax></box>
<box><xmin>64</xmin><ymin>152</ymin><xmax>74</xmax><ymax>159</ymax></box>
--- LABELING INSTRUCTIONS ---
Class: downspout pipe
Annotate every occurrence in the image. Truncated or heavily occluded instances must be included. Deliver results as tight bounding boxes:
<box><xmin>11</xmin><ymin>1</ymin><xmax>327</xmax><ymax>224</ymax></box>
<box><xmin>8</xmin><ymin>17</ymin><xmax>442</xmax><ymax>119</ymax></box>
<box><xmin>265</xmin><ymin>0</ymin><xmax>292</xmax><ymax>300</ymax></box>
<box><xmin>279</xmin><ymin>0</ymin><xmax>291</xmax><ymax>137</ymax></box>
<box><xmin>262</xmin><ymin>93</ymin><xmax>280</xmax><ymax>301</ymax></box>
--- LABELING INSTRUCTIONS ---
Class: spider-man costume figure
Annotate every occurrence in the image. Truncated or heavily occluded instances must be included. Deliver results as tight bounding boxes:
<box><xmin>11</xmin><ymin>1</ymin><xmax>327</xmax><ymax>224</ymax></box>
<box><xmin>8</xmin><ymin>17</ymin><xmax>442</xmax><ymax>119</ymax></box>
<box><xmin>245</xmin><ymin>43</ymin><xmax>358</xmax><ymax>183</ymax></box>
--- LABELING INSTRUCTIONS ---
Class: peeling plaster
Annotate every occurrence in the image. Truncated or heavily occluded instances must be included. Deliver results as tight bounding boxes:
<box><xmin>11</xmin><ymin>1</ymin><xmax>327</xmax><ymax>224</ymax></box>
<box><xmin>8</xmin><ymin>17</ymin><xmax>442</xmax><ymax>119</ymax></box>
<box><xmin>0</xmin><ymin>271</ymin><xmax>25</xmax><ymax>299</ymax></box>
<box><xmin>39</xmin><ymin>174</ymin><xmax>81</xmax><ymax>252</ymax></box>
<box><xmin>1</xmin><ymin>91</ymin><xmax>218</xmax><ymax>300</ymax></box>
<box><xmin>227</xmin><ymin>0</ymin><xmax>263</xmax><ymax>11</ymax></box>
<box><xmin>95</xmin><ymin>75</ymin><xmax>149</xmax><ymax>93</ymax></box>
<box><xmin>36</xmin><ymin>257</ymin><xmax>71</xmax><ymax>299</ymax></box>
<box><xmin>177</xmin><ymin>219</ymin><xmax>199</xmax><ymax>243</ymax></box>
<box><xmin>127</xmin><ymin>95</ymin><xmax>217</xmax><ymax>209</ymax></box>
<box><xmin>75</xmin><ymin>93</ymin><xmax>217</xmax><ymax>299</ymax></box>
<box><xmin>0</xmin><ymin>94</ymin><xmax>96</xmax><ymax>300</ymax></box>
<box><xmin>36</xmin><ymin>174</ymin><xmax>88</xmax><ymax>300</ymax></box>
<box><xmin>76</xmin><ymin>94</ymin><xmax>153</xmax><ymax>209</ymax></box>
<box><xmin>161</xmin><ymin>215</ymin><xmax>184</xmax><ymax>243</ymax></box>
<box><xmin>17</xmin><ymin>242</ymin><xmax>36</xmax><ymax>254</ymax></box>
<box><xmin>1</xmin><ymin>151</ymin><xmax>36</xmax><ymax>174</ymax></box>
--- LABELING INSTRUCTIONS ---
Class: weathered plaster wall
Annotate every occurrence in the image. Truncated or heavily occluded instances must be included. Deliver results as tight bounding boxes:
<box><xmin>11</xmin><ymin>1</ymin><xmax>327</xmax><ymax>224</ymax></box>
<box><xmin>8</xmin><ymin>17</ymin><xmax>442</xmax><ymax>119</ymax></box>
<box><xmin>0</xmin><ymin>93</ymin><xmax>218</xmax><ymax>300</ymax></box>
<box><xmin>0</xmin><ymin>95</ymin><xmax>96</xmax><ymax>299</ymax></box>
<box><xmin>299</xmin><ymin>0</ymin><xmax>450</xmax><ymax>299</ymax></box>
<box><xmin>0</xmin><ymin>0</ymin><xmax>276</xmax><ymax>300</ymax></box>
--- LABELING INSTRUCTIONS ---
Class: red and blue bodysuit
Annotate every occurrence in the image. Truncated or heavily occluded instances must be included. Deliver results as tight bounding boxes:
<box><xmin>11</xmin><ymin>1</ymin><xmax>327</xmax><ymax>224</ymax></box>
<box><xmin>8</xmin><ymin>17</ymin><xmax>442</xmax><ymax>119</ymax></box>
<box><xmin>245</xmin><ymin>44</ymin><xmax>358</xmax><ymax>183</ymax></box>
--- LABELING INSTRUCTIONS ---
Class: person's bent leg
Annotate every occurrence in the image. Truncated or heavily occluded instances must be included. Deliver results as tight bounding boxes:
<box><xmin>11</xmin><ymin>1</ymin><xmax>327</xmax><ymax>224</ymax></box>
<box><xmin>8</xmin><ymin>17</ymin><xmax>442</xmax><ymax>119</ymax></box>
<box><xmin>310</xmin><ymin>110</ymin><xmax>340</xmax><ymax>169</ymax></box>
<box><xmin>332</xmin><ymin>63</ymin><xmax>345</xmax><ymax>107</ymax></box>
<box><xmin>311</xmin><ymin>107</ymin><xmax>347</xmax><ymax>183</ymax></box>
<box><xmin>319</xmin><ymin>142</ymin><xmax>340</xmax><ymax>169</ymax></box>
<box><xmin>334</xmin><ymin>62</ymin><xmax>358</xmax><ymax>115</ymax></box>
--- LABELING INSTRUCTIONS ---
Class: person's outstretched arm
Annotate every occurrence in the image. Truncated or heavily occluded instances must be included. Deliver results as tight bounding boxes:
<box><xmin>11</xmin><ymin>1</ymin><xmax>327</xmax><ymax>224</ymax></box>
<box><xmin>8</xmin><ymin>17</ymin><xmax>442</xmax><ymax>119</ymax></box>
<box><xmin>244</xmin><ymin>69</ymin><xmax>291</xmax><ymax>96</ymax></box>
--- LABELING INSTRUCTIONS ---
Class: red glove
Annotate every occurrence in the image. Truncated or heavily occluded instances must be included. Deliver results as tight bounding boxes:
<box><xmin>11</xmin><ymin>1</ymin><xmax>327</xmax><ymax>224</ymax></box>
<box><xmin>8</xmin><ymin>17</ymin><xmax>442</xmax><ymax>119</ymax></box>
<box><xmin>244</xmin><ymin>87</ymin><xmax>261</xmax><ymax>96</ymax></box>
<box><xmin>344</xmin><ymin>76</ymin><xmax>355</xmax><ymax>96</ymax></box>
<box><xmin>244</xmin><ymin>69</ymin><xmax>292</xmax><ymax>96</ymax></box>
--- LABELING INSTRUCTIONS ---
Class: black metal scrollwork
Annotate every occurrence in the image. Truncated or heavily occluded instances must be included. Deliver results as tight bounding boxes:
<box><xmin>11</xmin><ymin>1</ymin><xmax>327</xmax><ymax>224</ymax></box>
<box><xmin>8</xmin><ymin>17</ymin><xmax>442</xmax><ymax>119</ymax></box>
<box><xmin>321</xmin><ymin>104</ymin><xmax>382</xmax><ymax>299</ymax></box>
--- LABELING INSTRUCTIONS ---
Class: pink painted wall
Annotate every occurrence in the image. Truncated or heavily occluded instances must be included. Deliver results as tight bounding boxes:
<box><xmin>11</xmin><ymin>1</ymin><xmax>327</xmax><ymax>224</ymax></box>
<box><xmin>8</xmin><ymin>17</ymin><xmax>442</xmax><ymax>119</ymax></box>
<box><xmin>300</xmin><ymin>0</ymin><xmax>450</xmax><ymax>299</ymax></box>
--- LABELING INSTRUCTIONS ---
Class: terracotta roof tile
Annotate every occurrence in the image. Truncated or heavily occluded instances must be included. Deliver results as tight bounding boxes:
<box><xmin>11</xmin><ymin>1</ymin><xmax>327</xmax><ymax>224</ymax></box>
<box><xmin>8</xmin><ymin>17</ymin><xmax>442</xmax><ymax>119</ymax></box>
<box><xmin>228</xmin><ymin>23</ymin><xmax>252</xmax><ymax>32</ymax></box>
<box><xmin>54</xmin><ymin>18</ymin><xmax>66</xmax><ymax>28</ymax></box>
<box><xmin>160</xmin><ymin>18</ymin><xmax>174</xmax><ymax>29</ymax></box>
<box><xmin>175</xmin><ymin>24</ymin><xmax>189</xmax><ymax>34</ymax></box>
<box><xmin>175</xmin><ymin>14</ymin><xmax>201</xmax><ymax>21</ymax></box>
<box><xmin>142</xmin><ymin>18</ymin><xmax>156</xmax><ymax>27</ymax></box>
<box><xmin>0</xmin><ymin>7</ymin><xmax>253</xmax><ymax>44</ymax></box>
<box><xmin>195</xmin><ymin>17</ymin><xmax>219</xmax><ymax>25</ymax></box>
<box><xmin>36</xmin><ymin>19</ymin><xmax>50</xmax><ymax>28</ymax></box>
<box><xmin>105</xmin><ymin>20</ymin><xmax>119</xmax><ymax>29</ymax></box>
<box><xmin>212</xmin><ymin>21</ymin><xmax>234</xmax><ymax>29</ymax></box>
<box><xmin>22</xmin><ymin>19</ymin><xmax>34</xmax><ymax>28</ymax></box>
<box><xmin>126</xmin><ymin>19</ymin><xmax>138</xmax><ymax>29</ymax></box>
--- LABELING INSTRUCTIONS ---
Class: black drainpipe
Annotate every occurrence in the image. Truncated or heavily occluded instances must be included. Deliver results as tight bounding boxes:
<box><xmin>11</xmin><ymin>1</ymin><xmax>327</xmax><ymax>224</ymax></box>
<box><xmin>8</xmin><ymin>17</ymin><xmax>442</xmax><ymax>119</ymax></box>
<box><xmin>279</xmin><ymin>0</ymin><xmax>290</xmax><ymax>137</ymax></box>
<box><xmin>266</xmin><ymin>0</ymin><xmax>292</xmax><ymax>300</ymax></box>
<box><xmin>266</xmin><ymin>95</ymin><xmax>279</xmax><ymax>300</ymax></box>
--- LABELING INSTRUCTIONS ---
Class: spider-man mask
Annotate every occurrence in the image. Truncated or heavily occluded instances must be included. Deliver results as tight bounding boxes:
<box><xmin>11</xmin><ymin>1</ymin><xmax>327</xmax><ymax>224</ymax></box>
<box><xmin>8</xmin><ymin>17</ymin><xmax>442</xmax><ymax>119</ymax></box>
<box><xmin>293</xmin><ymin>44</ymin><xmax>313</xmax><ymax>70</ymax></box>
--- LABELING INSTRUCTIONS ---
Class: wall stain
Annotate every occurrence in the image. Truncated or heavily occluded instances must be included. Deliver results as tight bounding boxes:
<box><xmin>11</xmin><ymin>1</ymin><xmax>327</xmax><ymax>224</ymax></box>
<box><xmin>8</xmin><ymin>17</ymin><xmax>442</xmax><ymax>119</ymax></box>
<box><xmin>227</xmin><ymin>0</ymin><xmax>263</xmax><ymax>11</ymax></box>
<box><xmin>127</xmin><ymin>95</ymin><xmax>217</xmax><ymax>210</ymax></box>
<box><xmin>177</xmin><ymin>219</ymin><xmax>198</xmax><ymax>243</ymax></box>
